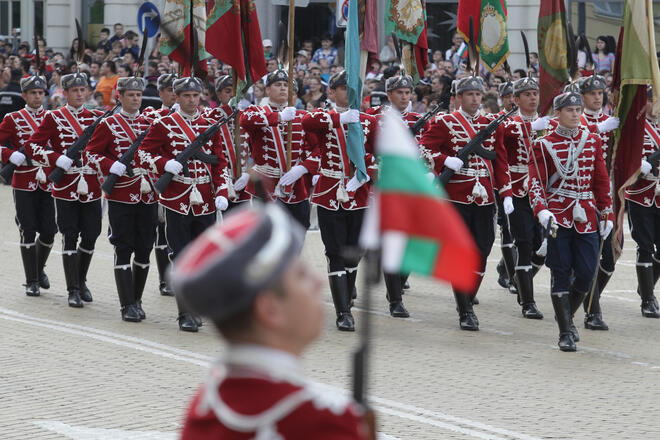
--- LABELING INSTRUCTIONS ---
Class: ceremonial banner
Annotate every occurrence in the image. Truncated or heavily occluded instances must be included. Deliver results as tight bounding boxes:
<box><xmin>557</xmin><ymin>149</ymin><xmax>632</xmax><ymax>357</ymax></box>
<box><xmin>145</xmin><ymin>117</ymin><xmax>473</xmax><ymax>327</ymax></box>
<box><xmin>360</xmin><ymin>112</ymin><xmax>480</xmax><ymax>292</ymax></box>
<box><xmin>346</xmin><ymin>0</ymin><xmax>368</xmax><ymax>182</ymax></box>
<box><xmin>206</xmin><ymin>0</ymin><xmax>267</xmax><ymax>84</ymax></box>
<box><xmin>537</xmin><ymin>0</ymin><xmax>570</xmax><ymax>115</ymax></box>
<box><xmin>384</xmin><ymin>0</ymin><xmax>429</xmax><ymax>83</ymax></box>
<box><xmin>161</xmin><ymin>0</ymin><xmax>209</xmax><ymax>76</ymax></box>
<box><xmin>456</xmin><ymin>0</ymin><xmax>509</xmax><ymax>73</ymax></box>
<box><xmin>609</xmin><ymin>0</ymin><xmax>660</xmax><ymax>258</ymax></box>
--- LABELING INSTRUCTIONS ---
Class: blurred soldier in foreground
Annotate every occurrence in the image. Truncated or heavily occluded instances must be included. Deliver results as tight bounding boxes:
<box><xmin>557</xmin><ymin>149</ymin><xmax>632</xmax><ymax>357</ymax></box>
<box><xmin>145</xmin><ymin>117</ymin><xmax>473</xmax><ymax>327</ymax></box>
<box><xmin>171</xmin><ymin>203</ymin><xmax>369</xmax><ymax>439</ymax></box>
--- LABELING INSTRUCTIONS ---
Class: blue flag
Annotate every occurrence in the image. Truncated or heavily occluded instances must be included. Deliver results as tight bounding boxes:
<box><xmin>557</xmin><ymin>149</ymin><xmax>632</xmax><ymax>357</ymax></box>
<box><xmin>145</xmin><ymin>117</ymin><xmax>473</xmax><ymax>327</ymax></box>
<box><xmin>345</xmin><ymin>0</ymin><xmax>368</xmax><ymax>182</ymax></box>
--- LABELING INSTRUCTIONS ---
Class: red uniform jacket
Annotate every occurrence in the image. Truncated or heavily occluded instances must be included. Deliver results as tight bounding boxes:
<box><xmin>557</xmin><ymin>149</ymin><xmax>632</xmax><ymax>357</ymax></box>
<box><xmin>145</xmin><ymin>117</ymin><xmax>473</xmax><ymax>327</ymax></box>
<box><xmin>528</xmin><ymin>125</ymin><xmax>613</xmax><ymax>233</ymax></box>
<box><xmin>420</xmin><ymin>109</ymin><xmax>512</xmax><ymax>205</ymax></box>
<box><xmin>625</xmin><ymin>118</ymin><xmax>660</xmax><ymax>207</ymax></box>
<box><xmin>302</xmin><ymin>108</ymin><xmax>377</xmax><ymax>211</ymax></box>
<box><xmin>0</xmin><ymin>106</ymin><xmax>52</xmax><ymax>191</ymax></box>
<box><xmin>204</xmin><ymin>105</ymin><xmax>251</xmax><ymax>202</ymax></box>
<box><xmin>367</xmin><ymin>105</ymin><xmax>426</xmax><ymax>142</ymax></box>
<box><xmin>240</xmin><ymin>102</ymin><xmax>318</xmax><ymax>204</ymax></box>
<box><xmin>181</xmin><ymin>347</ymin><xmax>367</xmax><ymax>440</ymax></box>
<box><xmin>84</xmin><ymin>111</ymin><xmax>157</xmax><ymax>204</ymax></box>
<box><xmin>138</xmin><ymin>109</ymin><xmax>229</xmax><ymax>216</ymax></box>
<box><xmin>501</xmin><ymin>114</ymin><xmax>538</xmax><ymax>198</ymax></box>
<box><xmin>141</xmin><ymin>106</ymin><xmax>171</xmax><ymax>122</ymax></box>
<box><xmin>581</xmin><ymin>109</ymin><xmax>610</xmax><ymax>159</ymax></box>
<box><xmin>25</xmin><ymin>105</ymin><xmax>104</xmax><ymax>202</ymax></box>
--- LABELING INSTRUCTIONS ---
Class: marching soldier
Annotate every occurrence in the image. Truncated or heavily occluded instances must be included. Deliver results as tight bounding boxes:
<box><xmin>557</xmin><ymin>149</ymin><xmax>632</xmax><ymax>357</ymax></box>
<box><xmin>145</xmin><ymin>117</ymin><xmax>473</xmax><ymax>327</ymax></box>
<box><xmin>25</xmin><ymin>72</ymin><xmax>104</xmax><ymax>308</ymax></box>
<box><xmin>85</xmin><ymin>76</ymin><xmax>158</xmax><ymax>322</ymax></box>
<box><xmin>302</xmin><ymin>70</ymin><xmax>378</xmax><ymax>331</ymax></box>
<box><xmin>0</xmin><ymin>75</ymin><xmax>56</xmax><ymax>297</ymax></box>
<box><xmin>367</xmin><ymin>74</ymin><xmax>423</xmax><ymax>317</ymax></box>
<box><xmin>494</xmin><ymin>79</ymin><xmax>518</xmax><ymax>293</ymax></box>
<box><xmin>625</xmin><ymin>87</ymin><xmax>660</xmax><ymax>319</ymax></box>
<box><xmin>205</xmin><ymin>75</ymin><xmax>250</xmax><ymax>210</ymax></box>
<box><xmin>240</xmin><ymin>69</ymin><xmax>318</xmax><ymax>229</ymax></box>
<box><xmin>143</xmin><ymin>73</ymin><xmax>177</xmax><ymax>297</ymax></box>
<box><xmin>499</xmin><ymin>77</ymin><xmax>551</xmax><ymax>319</ymax></box>
<box><xmin>138</xmin><ymin>76</ymin><xmax>230</xmax><ymax>332</ymax></box>
<box><xmin>170</xmin><ymin>203</ymin><xmax>369</xmax><ymax>439</ymax></box>
<box><xmin>528</xmin><ymin>91</ymin><xmax>613</xmax><ymax>352</ymax></box>
<box><xmin>578</xmin><ymin>74</ymin><xmax>620</xmax><ymax>329</ymax></box>
<box><xmin>420</xmin><ymin>76</ymin><xmax>513</xmax><ymax>331</ymax></box>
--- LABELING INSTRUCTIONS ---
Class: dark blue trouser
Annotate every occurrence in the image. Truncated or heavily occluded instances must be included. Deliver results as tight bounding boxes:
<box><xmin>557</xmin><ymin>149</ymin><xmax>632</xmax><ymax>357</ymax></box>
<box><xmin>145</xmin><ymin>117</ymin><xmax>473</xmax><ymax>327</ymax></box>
<box><xmin>546</xmin><ymin>227</ymin><xmax>599</xmax><ymax>294</ymax></box>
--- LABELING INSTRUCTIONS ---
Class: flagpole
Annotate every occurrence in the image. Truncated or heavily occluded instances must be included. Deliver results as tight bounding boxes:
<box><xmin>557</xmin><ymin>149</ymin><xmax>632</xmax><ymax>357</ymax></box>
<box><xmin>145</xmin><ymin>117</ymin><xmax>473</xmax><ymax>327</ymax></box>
<box><xmin>232</xmin><ymin>70</ymin><xmax>242</xmax><ymax>180</ymax></box>
<box><xmin>286</xmin><ymin>0</ymin><xmax>296</xmax><ymax>171</ymax></box>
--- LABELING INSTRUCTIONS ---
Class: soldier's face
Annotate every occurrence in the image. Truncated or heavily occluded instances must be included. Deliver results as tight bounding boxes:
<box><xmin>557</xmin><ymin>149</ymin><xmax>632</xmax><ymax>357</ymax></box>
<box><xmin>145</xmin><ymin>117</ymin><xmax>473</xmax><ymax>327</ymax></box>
<box><xmin>64</xmin><ymin>86</ymin><xmax>86</xmax><ymax>108</ymax></box>
<box><xmin>334</xmin><ymin>85</ymin><xmax>348</xmax><ymax>107</ymax></box>
<box><xmin>514</xmin><ymin>90</ymin><xmax>538</xmax><ymax>114</ymax></box>
<box><xmin>119</xmin><ymin>90</ymin><xmax>142</xmax><ymax>114</ymax></box>
<box><xmin>217</xmin><ymin>86</ymin><xmax>233</xmax><ymax>105</ymax></box>
<box><xmin>159</xmin><ymin>86</ymin><xmax>176</xmax><ymax>108</ymax></box>
<box><xmin>387</xmin><ymin>88</ymin><xmax>411</xmax><ymax>112</ymax></box>
<box><xmin>460</xmin><ymin>90</ymin><xmax>482</xmax><ymax>114</ymax></box>
<box><xmin>582</xmin><ymin>89</ymin><xmax>603</xmax><ymax>111</ymax></box>
<box><xmin>177</xmin><ymin>91</ymin><xmax>200</xmax><ymax>114</ymax></box>
<box><xmin>557</xmin><ymin>105</ymin><xmax>582</xmax><ymax>129</ymax></box>
<box><xmin>501</xmin><ymin>93</ymin><xmax>513</xmax><ymax>110</ymax></box>
<box><xmin>266</xmin><ymin>81</ymin><xmax>288</xmax><ymax>105</ymax></box>
<box><xmin>22</xmin><ymin>89</ymin><xmax>45</xmax><ymax>109</ymax></box>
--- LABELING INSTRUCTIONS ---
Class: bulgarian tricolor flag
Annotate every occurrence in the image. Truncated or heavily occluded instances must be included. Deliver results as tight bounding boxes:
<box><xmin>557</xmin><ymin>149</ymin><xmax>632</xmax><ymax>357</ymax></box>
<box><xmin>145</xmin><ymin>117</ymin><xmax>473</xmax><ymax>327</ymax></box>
<box><xmin>537</xmin><ymin>0</ymin><xmax>570</xmax><ymax>114</ymax></box>
<box><xmin>160</xmin><ymin>0</ymin><xmax>209</xmax><ymax>76</ymax></box>
<box><xmin>360</xmin><ymin>112</ymin><xmax>480</xmax><ymax>292</ymax></box>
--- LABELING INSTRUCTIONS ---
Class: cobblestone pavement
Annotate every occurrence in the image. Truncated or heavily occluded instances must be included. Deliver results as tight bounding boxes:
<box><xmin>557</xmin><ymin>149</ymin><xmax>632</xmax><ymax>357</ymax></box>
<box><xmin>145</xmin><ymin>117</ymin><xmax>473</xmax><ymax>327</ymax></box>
<box><xmin>0</xmin><ymin>184</ymin><xmax>659</xmax><ymax>440</ymax></box>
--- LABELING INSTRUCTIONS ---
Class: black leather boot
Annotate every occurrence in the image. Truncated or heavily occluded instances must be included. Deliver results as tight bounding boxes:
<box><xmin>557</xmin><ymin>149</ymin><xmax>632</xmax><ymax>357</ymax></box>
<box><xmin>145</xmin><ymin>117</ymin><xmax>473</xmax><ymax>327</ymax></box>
<box><xmin>568</xmin><ymin>286</ymin><xmax>586</xmax><ymax>342</ymax></box>
<box><xmin>36</xmin><ymin>239</ymin><xmax>52</xmax><ymax>290</ymax></box>
<box><xmin>20</xmin><ymin>244</ymin><xmax>40</xmax><ymax>297</ymax></box>
<box><xmin>329</xmin><ymin>274</ymin><xmax>355</xmax><ymax>331</ymax></box>
<box><xmin>132</xmin><ymin>262</ymin><xmax>150</xmax><ymax>320</ymax></box>
<box><xmin>115</xmin><ymin>267</ymin><xmax>140</xmax><ymax>322</ymax></box>
<box><xmin>517</xmin><ymin>268</ymin><xmax>543</xmax><ymax>319</ymax></box>
<box><xmin>62</xmin><ymin>253</ymin><xmax>82</xmax><ymax>308</ymax></box>
<box><xmin>584</xmin><ymin>267</ymin><xmax>610</xmax><ymax>330</ymax></box>
<box><xmin>154</xmin><ymin>247</ymin><xmax>174</xmax><ymax>296</ymax></box>
<box><xmin>637</xmin><ymin>264</ymin><xmax>660</xmax><ymax>318</ymax></box>
<box><xmin>551</xmin><ymin>292</ymin><xmax>576</xmax><ymax>352</ymax></box>
<box><xmin>77</xmin><ymin>248</ymin><xmax>94</xmax><ymax>302</ymax></box>
<box><xmin>454</xmin><ymin>291</ymin><xmax>478</xmax><ymax>331</ymax></box>
<box><xmin>531</xmin><ymin>252</ymin><xmax>545</xmax><ymax>278</ymax></box>
<box><xmin>346</xmin><ymin>268</ymin><xmax>358</xmax><ymax>306</ymax></box>
<box><xmin>401</xmin><ymin>273</ymin><xmax>411</xmax><ymax>291</ymax></box>
<box><xmin>501</xmin><ymin>244</ymin><xmax>518</xmax><ymax>294</ymax></box>
<box><xmin>384</xmin><ymin>273</ymin><xmax>409</xmax><ymax>318</ymax></box>
<box><xmin>175</xmin><ymin>295</ymin><xmax>198</xmax><ymax>332</ymax></box>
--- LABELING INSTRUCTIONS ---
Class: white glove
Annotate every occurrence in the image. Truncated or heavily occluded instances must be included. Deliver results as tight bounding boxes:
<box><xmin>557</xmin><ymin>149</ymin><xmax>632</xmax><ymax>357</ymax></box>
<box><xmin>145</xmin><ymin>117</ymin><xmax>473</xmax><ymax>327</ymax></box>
<box><xmin>312</xmin><ymin>174</ymin><xmax>320</xmax><ymax>186</ymax></box>
<box><xmin>597</xmin><ymin>117</ymin><xmax>620</xmax><ymax>134</ymax></box>
<box><xmin>339</xmin><ymin>109</ymin><xmax>360</xmax><ymax>125</ymax></box>
<box><xmin>641</xmin><ymin>160</ymin><xmax>652</xmax><ymax>176</ymax></box>
<box><xmin>8</xmin><ymin>151</ymin><xmax>26</xmax><ymax>166</ymax></box>
<box><xmin>55</xmin><ymin>155</ymin><xmax>73</xmax><ymax>171</ymax></box>
<box><xmin>444</xmin><ymin>156</ymin><xmax>464</xmax><ymax>172</ymax></box>
<box><xmin>164</xmin><ymin>159</ymin><xmax>183</xmax><ymax>175</ymax></box>
<box><xmin>233</xmin><ymin>173</ymin><xmax>250</xmax><ymax>191</ymax></box>
<box><xmin>346</xmin><ymin>174</ymin><xmax>370</xmax><ymax>192</ymax></box>
<box><xmin>214</xmin><ymin>195</ymin><xmax>228</xmax><ymax>211</ymax></box>
<box><xmin>503</xmin><ymin>196</ymin><xmax>514</xmax><ymax>215</ymax></box>
<box><xmin>278</xmin><ymin>165</ymin><xmax>308</xmax><ymax>186</ymax></box>
<box><xmin>531</xmin><ymin>116</ymin><xmax>550</xmax><ymax>131</ymax></box>
<box><xmin>599</xmin><ymin>219</ymin><xmax>613</xmax><ymax>238</ymax></box>
<box><xmin>279</xmin><ymin>106</ymin><xmax>297</xmax><ymax>122</ymax></box>
<box><xmin>538</xmin><ymin>209</ymin><xmax>556</xmax><ymax>229</ymax></box>
<box><xmin>109</xmin><ymin>161</ymin><xmax>126</xmax><ymax>176</ymax></box>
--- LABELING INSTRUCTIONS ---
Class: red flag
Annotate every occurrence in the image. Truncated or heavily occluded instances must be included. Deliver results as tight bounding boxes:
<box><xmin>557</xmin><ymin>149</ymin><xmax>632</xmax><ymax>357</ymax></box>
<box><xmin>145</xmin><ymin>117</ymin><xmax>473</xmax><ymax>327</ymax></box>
<box><xmin>206</xmin><ymin>0</ymin><xmax>245</xmax><ymax>79</ymax></box>
<box><xmin>456</xmin><ymin>0</ymin><xmax>482</xmax><ymax>44</ymax></box>
<box><xmin>240</xmin><ymin>0</ymin><xmax>267</xmax><ymax>82</ymax></box>
<box><xmin>537</xmin><ymin>0</ymin><xmax>570</xmax><ymax>114</ymax></box>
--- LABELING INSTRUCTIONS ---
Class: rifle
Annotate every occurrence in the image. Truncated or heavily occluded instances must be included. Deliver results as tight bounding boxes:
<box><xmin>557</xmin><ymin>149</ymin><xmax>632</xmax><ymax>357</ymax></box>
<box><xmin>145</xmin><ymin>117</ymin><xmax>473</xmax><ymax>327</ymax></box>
<box><xmin>410</xmin><ymin>103</ymin><xmax>442</xmax><ymax>135</ymax></box>
<box><xmin>153</xmin><ymin>109</ymin><xmax>237</xmax><ymax>194</ymax></box>
<box><xmin>0</xmin><ymin>145</ymin><xmax>34</xmax><ymax>185</ymax></box>
<box><xmin>438</xmin><ymin>105</ymin><xmax>518</xmax><ymax>186</ymax></box>
<box><xmin>48</xmin><ymin>105</ymin><xmax>120</xmax><ymax>184</ymax></box>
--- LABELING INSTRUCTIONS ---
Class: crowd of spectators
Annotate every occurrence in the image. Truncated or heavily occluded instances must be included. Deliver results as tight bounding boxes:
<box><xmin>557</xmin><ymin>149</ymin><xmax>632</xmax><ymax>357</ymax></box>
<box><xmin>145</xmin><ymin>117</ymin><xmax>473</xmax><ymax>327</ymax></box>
<box><xmin>0</xmin><ymin>23</ymin><xmax>620</xmax><ymax>117</ymax></box>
